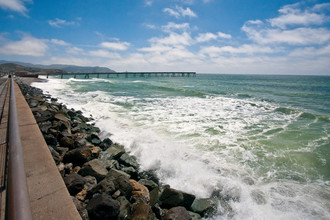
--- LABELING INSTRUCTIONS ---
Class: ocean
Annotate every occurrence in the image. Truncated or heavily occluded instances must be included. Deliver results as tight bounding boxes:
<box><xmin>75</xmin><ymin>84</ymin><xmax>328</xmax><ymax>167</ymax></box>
<box><xmin>33</xmin><ymin>74</ymin><xmax>330</xmax><ymax>220</ymax></box>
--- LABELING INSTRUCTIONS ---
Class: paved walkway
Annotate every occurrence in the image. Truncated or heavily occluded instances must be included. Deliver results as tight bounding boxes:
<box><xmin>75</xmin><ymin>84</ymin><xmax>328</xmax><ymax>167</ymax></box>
<box><xmin>1</xmin><ymin>79</ymin><xmax>81</xmax><ymax>219</ymax></box>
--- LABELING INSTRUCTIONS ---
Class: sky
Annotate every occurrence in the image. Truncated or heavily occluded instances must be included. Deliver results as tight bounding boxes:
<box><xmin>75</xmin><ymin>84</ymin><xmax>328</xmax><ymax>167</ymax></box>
<box><xmin>0</xmin><ymin>0</ymin><xmax>330</xmax><ymax>75</ymax></box>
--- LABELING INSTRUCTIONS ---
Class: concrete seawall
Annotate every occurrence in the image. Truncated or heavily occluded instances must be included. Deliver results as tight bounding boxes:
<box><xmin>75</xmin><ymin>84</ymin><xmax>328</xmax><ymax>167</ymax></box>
<box><xmin>14</xmin><ymin>82</ymin><xmax>81</xmax><ymax>219</ymax></box>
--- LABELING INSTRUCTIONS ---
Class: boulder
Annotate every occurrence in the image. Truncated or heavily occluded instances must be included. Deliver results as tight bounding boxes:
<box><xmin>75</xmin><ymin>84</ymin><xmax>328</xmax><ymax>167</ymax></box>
<box><xmin>38</xmin><ymin>121</ymin><xmax>52</xmax><ymax>134</ymax></box>
<box><xmin>60</xmin><ymin>136</ymin><xmax>75</xmax><ymax>149</ymax></box>
<box><xmin>105</xmin><ymin>145</ymin><xmax>125</xmax><ymax>160</ymax></box>
<box><xmin>79</xmin><ymin>159</ymin><xmax>108</xmax><ymax>182</ymax></box>
<box><xmin>112</xmin><ymin>175</ymin><xmax>133</xmax><ymax>200</ymax></box>
<box><xmin>159</xmin><ymin>187</ymin><xmax>195</xmax><ymax>209</ymax></box>
<box><xmin>87</xmin><ymin>193</ymin><xmax>120</xmax><ymax>220</ymax></box>
<box><xmin>138</xmin><ymin>179</ymin><xmax>158</xmax><ymax>191</ymax></box>
<box><xmin>187</xmin><ymin>211</ymin><xmax>202</xmax><ymax>220</ymax></box>
<box><xmin>119</xmin><ymin>153</ymin><xmax>139</xmax><ymax>169</ymax></box>
<box><xmin>190</xmin><ymin>198</ymin><xmax>218</xmax><ymax>217</ymax></box>
<box><xmin>131</xmin><ymin>198</ymin><xmax>154</xmax><ymax>220</ymax></box>
<box><xmin>63</xmin><ymin>146</ymin><xmax>92</xmax><ymax>166</ymax></box>
<box><xmin>64</xmin><ymin>173</ymin><xmax>85</xmax><ymax>195</ymax></box>
<box><xmin>121</xmin><ymin>167</ymin><xmax>138</xmax><ymax>179</ymax></box>
<box><xmin>100</xmin><ymin>138</ymin><xmax>113</xmax><ymax>150</ymax></box>
<box><xmin>54</xmin><ymin>111</ymin><xmax>70</xmax><ymax>122</ymax></box>
<box><xmin>130</xmin><ymin>179</ymin><xmax>150</xmax><ymax>203</ymax></box>
<box><xmin>89</xmin><ymin>178</ymin><xmax>116</xmax><ymax>198</ymax></box>
<box><xmin>44</xmin><ymin>134</ymin><xmax>57</xmax><ymax>147</ymax></box>
<box><xmin>165</xmin><ymin>207</ymin><xmax>192</xmax><ymax>220</ymax></box>
<box><xmin>117</xmin><ymin>196</ymin><xmax>132</xmax><ymax>220</ymax></box>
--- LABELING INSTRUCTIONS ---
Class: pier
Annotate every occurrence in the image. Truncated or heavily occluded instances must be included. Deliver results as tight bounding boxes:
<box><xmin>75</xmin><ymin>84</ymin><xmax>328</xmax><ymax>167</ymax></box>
<box><xmin>39</xmin><ymin>71</ymin><xmax>196</xmax><ymax>79</ymax></box>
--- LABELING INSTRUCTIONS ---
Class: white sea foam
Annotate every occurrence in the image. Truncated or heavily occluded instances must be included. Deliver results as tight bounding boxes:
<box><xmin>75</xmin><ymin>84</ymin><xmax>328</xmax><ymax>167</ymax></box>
<box><xmin>32</xmin><ymin>77</ymin><xmax>330</xmax><ymax>220</ymax></box>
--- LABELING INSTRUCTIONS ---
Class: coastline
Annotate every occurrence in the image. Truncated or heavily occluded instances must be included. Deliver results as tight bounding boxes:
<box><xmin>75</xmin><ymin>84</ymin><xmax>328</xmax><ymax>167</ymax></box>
<box><xmin>16</xmin><ymin>77</ymin><xmax>231</xmax><ymax>219</ymax></box>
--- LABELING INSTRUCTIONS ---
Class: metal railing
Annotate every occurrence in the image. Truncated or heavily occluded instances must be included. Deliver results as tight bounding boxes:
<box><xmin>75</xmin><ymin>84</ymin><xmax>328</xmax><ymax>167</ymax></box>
<box><xmin>6</xmin><ymin>76</ymin><xmax>32</xmax><ymax>220</ymax></box>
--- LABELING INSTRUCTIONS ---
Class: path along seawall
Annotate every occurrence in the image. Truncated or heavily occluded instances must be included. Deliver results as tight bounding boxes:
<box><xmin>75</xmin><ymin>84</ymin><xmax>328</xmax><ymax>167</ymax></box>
<box><xmin>16</xmin><ymin>77</ymin><xmax>233</xmax><ymax>220</ymax></box>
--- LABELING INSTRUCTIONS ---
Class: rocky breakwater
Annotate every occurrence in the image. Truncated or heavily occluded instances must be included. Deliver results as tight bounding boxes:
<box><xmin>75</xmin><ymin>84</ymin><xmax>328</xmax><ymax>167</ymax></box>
<box><xmin>16</xmin><ymin>78</ymin><xmax>233</xmax><ymax>220</ymax></box>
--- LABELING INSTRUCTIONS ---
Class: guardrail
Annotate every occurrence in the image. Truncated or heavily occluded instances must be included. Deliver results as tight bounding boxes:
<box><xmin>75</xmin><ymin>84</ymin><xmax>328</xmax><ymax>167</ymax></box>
<box><xmin>7</xmin><ymin>76</ymin><xmax>32</xmax><ymax>220</ymax></box>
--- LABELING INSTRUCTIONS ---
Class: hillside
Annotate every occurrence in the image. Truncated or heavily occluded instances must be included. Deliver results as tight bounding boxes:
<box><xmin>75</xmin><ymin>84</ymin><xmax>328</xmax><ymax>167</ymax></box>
<box><xmin>0</xmin><ymin>60</ymin><xmax>116</xmax><ymax>73</ymax></box>
<box><xmin>0</xmin><ymin>63</ymin><xmax>67</xmax><ymax>74</ymax></box>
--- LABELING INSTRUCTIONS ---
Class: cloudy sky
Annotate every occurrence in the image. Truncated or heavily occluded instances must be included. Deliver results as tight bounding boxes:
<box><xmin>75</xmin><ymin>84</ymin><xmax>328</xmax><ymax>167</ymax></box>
<box><xmin>0</xmin><ymin>0</ymin><xmax>330</xmax><ymax>74</ymax></box>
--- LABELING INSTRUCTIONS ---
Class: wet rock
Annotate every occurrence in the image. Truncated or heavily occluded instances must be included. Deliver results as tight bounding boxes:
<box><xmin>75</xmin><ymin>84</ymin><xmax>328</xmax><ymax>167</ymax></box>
<box><xmin>112</xmin><ymin>175</ymin><xmax>133</xmax><ymax>200</ymax></box>
<box><xmin>63</xmin><ymin>146</ymin><xmax>92</xmax><ymax>166</ymax></box>
<box><xmin>165</xmin><ymin>206</ymin><xmax>192</xmax><ymax>220</ymax></box>
<box><xmin>100</xmin><ymin>138</ymin><xmax>113</xmax><ymax>150</ymax></box>
<box><xmin>187</xmin><ymin>211</ymin><xmax>201</xmax><ymax>220</ymax></box>
<box><xmin>138</xmin><ymin>179</ymin><xmax>158</xmax><ymax>191</ymax></box>
<box><xmin>149</xmin><ymin>187</ymin><xmax>160</xmax><ymax>207</ymax></box>
<box><xmin>130</xmin><ymin>179</ymin><xmax>150</xmax><ymax>203</ymax></box>
<box><xmin>106</xmin><ymin>168</ymin><xmax>131</xmax><ymax>181</ymax></box>
<box><xmin>121</xmin><ymin>167</ymin><xmax>138</xmax><ymax>179</ymax></box>
<box><xmin>190</xmin><ymin>198</ymin><xmax>218</xmax><ymax>217</ymax></box>
<box><xmin>251</xmin><ymin>189</ymin><xmax>266</xmax><ymax>205</ymax></box>
<box><xmin>152</xmin><ymin>203</ymin><xmax>167</xmax><ymax>219</ymax></box>
<box><xmin>105</xmin><ymin>144</ymin><xmax>125</xmax><ymax>160</ymax></box>
<box><xmin>79</xmin><ymin>159</ymin><xmax>108</xmax><ymax>182</ymax></box>
<box><xmin>119</xmin><ymin>153</ymin><xmax>139</xmax><ymax>169</ymax></box>
<box><xmin>87</xmin><ymin>193</ymin><xmax>120</xmax><ymax>220</ymax></box>
<box><xmin>159</xmin><ymin>187</ymin><xmax>195</xmax><ymax>209</ymax></box>
<box><xmin>90</xmin><ymin>146</ymin><xmax>101</xmax><ymax>158</ymax></box>
<box><xmin>64</xmin><ymin>173</ymin><xmax>85</xmax><ymax>196</ymax></box>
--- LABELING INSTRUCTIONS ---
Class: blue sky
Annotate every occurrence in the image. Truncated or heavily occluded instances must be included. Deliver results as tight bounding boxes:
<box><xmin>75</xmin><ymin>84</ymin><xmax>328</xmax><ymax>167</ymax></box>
<box><xmin>0</xmin><ymin>0</ymin><xmax>330</xmax><ymax>74</ymax></box>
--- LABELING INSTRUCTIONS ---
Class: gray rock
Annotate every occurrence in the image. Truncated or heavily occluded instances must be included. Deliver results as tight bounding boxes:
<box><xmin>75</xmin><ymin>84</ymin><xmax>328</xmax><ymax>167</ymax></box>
<box><xmin>105</xmin><ymin>145</ymin><xmax>125</xmax><ymax>160</ymax></box>
<box><xmin>87</xmin><ymin>193</ymin><xmax>120</xmax><ymax>220</ymax></box>
<box><xmin>60</xmin><ymin>136</ymin><xmax>75</xmax><ymax>149</ymax></box>
<box><xmin>188</xmin><ymin>211</ymin><xmax>202</xmax><ymax>220</ymax></box>
<box><xmin>131</xmin><ymin>198</ymin><xmax>154</xmax><ymax>220</ymax></box>
<box><xmin>251</xmin><ymin>189</ymin><xmax>266</xmax><ymax>205</ymax></box>
<box><xmin>79</xmin><ymin>159</ymin><xmax>108</xmax><ymax>182</ymax></box>
<box><xmin>63</xmin><ymin>146</ymin><xmax>92</xmax><ymax>166</ymax></box>
<box><xmin>190</xmin><ymin>198</ymin><xmax>218</xmax><ymax>217</ymax></box>
<box><xmin>48</xmin><ymin>146</ymin><xmax>60</xmax><ymax>164</ymax></box>
<box><xmin>117</xmin><ymin>196</ymin><xmax>132</xmax><ymax>220</ymax></box>
<box><xmin>64</xmin><ymin>173</ymin><xmax>85</xmax><ymax>195</ymax></box>
<box><xmin>138</xmin><ymin>179</ymin><xmax>158</xmax><ymax>191</ymax></box>
<box><xmin>119</xmin><ymin>153</ymin><xmax>139</xmax><ymax>169</ymax></box>
<box><xmin>38</xmin><ymin>121</ymin><xmax>52</xmax><ymax>134</ymax></box>
<box><xmin>165</xmin><ymin>206</ymin><xmax>192</xmax><ymax>220</ymax></box>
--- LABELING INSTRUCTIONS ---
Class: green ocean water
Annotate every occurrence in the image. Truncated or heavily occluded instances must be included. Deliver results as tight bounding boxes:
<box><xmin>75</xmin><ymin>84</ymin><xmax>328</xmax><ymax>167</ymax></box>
<box><xmin>34</xmin><ymin>74</ymin><xmax>330</xmax><ymax>219</ymax></box>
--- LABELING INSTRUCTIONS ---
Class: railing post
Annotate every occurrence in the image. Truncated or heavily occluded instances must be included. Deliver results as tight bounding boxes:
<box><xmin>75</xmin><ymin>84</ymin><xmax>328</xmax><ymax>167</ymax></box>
<box><xmin>7</xmin><ymin>77</ymin><xmax>33</xmax><ymax>220</ymax></box>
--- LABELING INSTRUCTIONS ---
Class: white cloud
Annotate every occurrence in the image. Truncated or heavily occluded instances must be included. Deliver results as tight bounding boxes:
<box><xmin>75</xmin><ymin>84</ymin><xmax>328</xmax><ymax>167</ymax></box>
<box><xmin>100</xmin><ymin>41</ymin><xmax>130</xmax><ymax>51</ymax></box>
<box><xmin>268</xmin><ymin>3</ymin><xmax>327</xmax><ymax>29</ymax></box>
<box><xmin>195</xmin><ymin>32</ymin><xmax>218</xmax><ymax>42</ymax></box>
<box><xmin>67</xmin><ymin>46</ymin><xmax>84</xmax><ymax>55</ymax></box>
<box><xmin>50</xmin><ymin>39</ymin><xmax>69</xmax><ymax>46</ymax></box>
<box><xmin>218</xmin><ymin>32</ymin><xmax>232</xmax><ymax>39</ymax></box>
<box><xmin>145</xmin><ymin>0</ymin><xmax>153</xmax><ymax>6</ymax></box>
<box><xmin>162</xmin><ymin>22</ymin><xmax>190</xmax><ymax>32</ymax></box>
<box><xmin>89</xmin><ymin>49</ymin><xmax>121</xmax><ymax>58</ymax></box>
<box><xmin>163</xmin><ymin>8</ymin><xmax>181</xmax><ymax>18</ymax></box>
<box><xmin>0</xmin><ymin>36</ymin><xmax>48</xmax><ymax>57</ymax></box>
<box><xmin>200</xmin><ymin>44</ymin><xmax>275</xmax><ymax>56</ymax></box>
<box><xmin>243</xmin><ymin>22</ymin><xmax>330</xmax><ymax>45</ymax></box>
<box><xmin>0</xmin><ymin>0</ymin><xmax>31</xmax><ymax>15</ymax></box>
<box><xmin>149</xmin><ymin>32</ymin><xmax>192</xmax><ymax>46</ymax></box>
<box><xmin>163</xmin><ymin>6</ymin><xmax>197</xmax><ymax>18</ymax></box>
<box><xmin>48</xmin><ymin>18</ymin><xmax>78</xmax><ymax>28</ymax></box>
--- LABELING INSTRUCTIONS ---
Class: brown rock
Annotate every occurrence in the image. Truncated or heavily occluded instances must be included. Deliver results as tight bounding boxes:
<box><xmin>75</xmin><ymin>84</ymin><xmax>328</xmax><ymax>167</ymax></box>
<box><xmin>130</xmin><ymin>179</ymin><xmax>150</xmax><ymax>204</ymax></box>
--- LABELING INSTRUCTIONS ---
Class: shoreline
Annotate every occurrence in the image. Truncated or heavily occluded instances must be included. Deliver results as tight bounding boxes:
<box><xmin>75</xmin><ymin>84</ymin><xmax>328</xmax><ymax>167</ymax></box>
<box><xmin>16</xmin><ymin>77</ymin><xmax>232</xmax><ymax>219</ymax></box>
